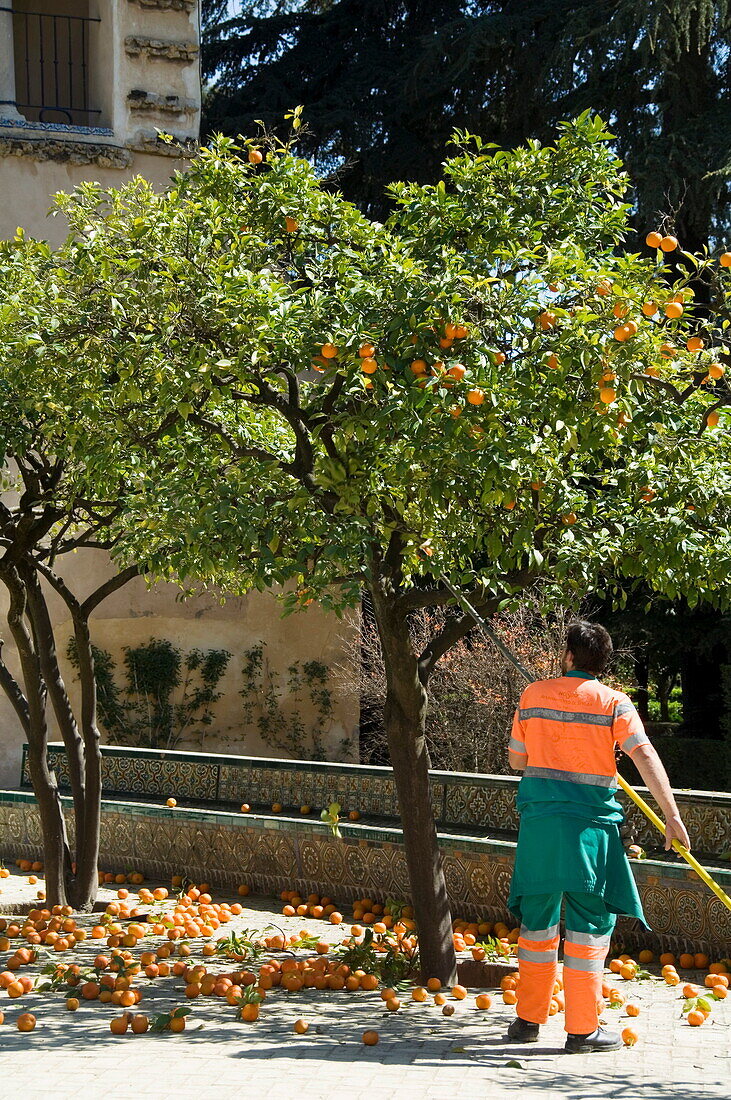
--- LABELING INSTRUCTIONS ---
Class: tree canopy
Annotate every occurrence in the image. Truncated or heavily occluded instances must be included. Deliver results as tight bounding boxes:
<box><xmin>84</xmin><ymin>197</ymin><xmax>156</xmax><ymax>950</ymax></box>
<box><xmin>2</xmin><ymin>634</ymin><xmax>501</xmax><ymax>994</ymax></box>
<box><xmin>202</xmin><ymin>0</ymin><xmax>731</xmax><ymax>243</ymax></box>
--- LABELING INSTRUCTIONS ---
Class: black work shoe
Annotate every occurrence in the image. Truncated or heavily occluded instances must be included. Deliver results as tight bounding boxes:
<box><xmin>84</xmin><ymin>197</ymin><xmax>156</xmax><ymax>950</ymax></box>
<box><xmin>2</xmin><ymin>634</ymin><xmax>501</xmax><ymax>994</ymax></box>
<box><xmin>565</xmin><ymin>1026</ymin><xmax>623</xmax><ymax>1054</ymax></box>
<box><xmin>506</xmin><ymin>1016</ymin><xmax>540</xmax><ymax>1043</ymax></box>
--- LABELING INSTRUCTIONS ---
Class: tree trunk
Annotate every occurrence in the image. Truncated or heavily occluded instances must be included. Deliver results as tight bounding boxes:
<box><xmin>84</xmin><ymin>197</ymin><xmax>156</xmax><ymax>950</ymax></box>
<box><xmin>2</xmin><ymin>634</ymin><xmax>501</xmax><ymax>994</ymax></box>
<box><xmin>634</xmin><ymin>653</ymin><xmax>650</xmax><ymax>722</ymax></box>
<box><xmin>69</xmin><ymin>609</ymin><xmax>100</xmax><ymax>911</ymax></box>
<box><xmin>3</xmin><ymin>565</ymin><xmax>72</xmax><ymax>906</ymax></box>
<box><xmin>23</xmin><ymin>567</ymin><xmax>87</xmax><ymax>867</ymax></box>
<box><xmin>369</xmin><ymin>572</ymin><xmax>457</xmax><ymax>985</ymax></box>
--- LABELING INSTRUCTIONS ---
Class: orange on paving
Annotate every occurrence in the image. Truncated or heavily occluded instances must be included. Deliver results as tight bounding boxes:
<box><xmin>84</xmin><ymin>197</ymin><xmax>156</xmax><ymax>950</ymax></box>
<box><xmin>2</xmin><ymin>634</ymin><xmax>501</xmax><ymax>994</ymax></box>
<box><xmin>475</xmin><ymin>994</ymin><xmax>492</xmax><ymax>1010</ymax></box>
<box><xmin>362</xmin><ymin>1030</ymin><xmax>379</xmax><ymax>1045</ymax></box>
<box><xmin>687</xmin><ymin>1009</ymin><xmax>706</xmax><ymax>1026</ymax></box>
<box><xmin>621</xmin><ymin>1027</ymin><xmax>639</xmax><ymax>1046</ymax></box>
<box><xmin>17</xmin><ymin>1013</ymin><xmax>36</xmax><ymax>1032</ymax></box>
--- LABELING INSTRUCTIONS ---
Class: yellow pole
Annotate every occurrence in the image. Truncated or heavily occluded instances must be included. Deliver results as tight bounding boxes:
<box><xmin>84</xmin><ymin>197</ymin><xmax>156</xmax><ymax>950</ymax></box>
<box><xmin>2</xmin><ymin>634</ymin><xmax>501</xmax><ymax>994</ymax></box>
<box><xmin>617</xmin><ymin>775</ymin><xmax>731</xmax><ymax>913</ymax></box>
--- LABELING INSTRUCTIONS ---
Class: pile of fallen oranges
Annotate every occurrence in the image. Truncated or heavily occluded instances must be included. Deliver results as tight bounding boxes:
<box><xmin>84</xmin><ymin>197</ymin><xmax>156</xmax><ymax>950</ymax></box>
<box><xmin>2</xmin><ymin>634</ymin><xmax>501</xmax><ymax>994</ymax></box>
<box><xmin>0</xmin><ymin>872</ymin><xmax>728</xmax><ymax>1046</ymax></box>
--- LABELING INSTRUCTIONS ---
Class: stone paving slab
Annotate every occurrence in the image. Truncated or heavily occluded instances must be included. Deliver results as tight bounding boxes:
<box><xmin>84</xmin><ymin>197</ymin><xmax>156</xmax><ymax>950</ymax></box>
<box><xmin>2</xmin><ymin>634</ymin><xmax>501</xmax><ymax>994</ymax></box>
<box><xmin>0</xmin><ymin>871</ymin><xmax>729</xmax><ymax>1100</ymax></box>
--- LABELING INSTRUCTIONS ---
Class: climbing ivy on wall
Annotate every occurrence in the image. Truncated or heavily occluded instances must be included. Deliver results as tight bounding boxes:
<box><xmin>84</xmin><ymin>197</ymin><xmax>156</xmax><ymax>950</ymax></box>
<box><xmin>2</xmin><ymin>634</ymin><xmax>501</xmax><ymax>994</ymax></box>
<box><xmin>67</xmin><ymin>637</ymin><xmax>231</xmax><ymax>750</ymax></box>
<box><xmin>240</xmin><ymin>641</ymin><xmax>334</xmax><ymax>760</ymax></box>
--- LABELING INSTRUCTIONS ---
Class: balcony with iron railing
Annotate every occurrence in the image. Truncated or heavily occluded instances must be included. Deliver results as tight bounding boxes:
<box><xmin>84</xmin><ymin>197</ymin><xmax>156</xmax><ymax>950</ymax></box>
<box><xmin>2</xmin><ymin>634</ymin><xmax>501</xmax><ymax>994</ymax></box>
<box><xmin>1</xmin><ymin>5</ymin><xmax>102</xmax><ymax>129</ymax></box>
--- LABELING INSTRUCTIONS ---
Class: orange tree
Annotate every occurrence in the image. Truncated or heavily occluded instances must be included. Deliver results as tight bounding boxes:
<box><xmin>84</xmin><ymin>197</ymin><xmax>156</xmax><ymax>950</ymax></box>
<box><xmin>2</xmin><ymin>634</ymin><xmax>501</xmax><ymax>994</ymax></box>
<box><xmin>11</xmin><ymin>113</ymin><xmax>731</xmax><ymax>975</ymax></box>
<box><xmin>0</xmin><ymin>233</ymin><xmax>142</xmax><ymax>908</ymax></box>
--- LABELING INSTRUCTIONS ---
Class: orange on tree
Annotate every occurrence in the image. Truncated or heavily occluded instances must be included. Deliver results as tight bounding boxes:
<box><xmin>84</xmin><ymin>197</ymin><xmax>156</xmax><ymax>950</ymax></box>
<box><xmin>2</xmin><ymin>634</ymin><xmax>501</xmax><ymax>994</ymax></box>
<box><xmin>660</xmin><ymin>235</ymin><xmax>679</xmax><ymax>251</ymax></box>
<box><xmin>720</xmin><ymin>251</ymin><xmax>731</xmax><ymax>267</ymax></box>
<box><xmin>645</xmin><ymin>231</ymin><xmax>663</xmax><ymax>249</ymax></box>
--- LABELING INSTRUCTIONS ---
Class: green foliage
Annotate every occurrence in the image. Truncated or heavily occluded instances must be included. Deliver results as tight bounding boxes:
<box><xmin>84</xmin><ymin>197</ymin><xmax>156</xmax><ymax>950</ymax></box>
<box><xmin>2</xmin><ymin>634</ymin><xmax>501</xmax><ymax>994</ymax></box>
<box><xmin>240</xmin><ymin>641</ymin><xmax>334</xmax><ymax>759</ymax></box>
<box><xmin>67</xmin><ymin>636</ymin><xmax>231</xmax><ymax>751</ymax></box>
<box><xmin>201</xmin><ymin>0</ymin><xmax>731</xmax><ymax>245</ymax></box>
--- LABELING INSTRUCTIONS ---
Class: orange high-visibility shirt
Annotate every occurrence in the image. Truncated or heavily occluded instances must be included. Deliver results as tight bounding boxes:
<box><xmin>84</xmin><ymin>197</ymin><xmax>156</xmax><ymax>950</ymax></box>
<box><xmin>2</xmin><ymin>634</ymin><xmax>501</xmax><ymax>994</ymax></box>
<box><xmin>509</xmin><ymin>671</ymin><xmax>651</xmax><ymax>823</ymax></box>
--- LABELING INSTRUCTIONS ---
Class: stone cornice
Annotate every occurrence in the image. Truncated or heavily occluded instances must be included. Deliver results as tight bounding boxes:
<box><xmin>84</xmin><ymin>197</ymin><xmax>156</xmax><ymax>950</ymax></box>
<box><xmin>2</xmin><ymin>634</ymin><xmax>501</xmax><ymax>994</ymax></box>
<box><xmin>127</xmin><ymin>90</ymin><xmax>198</xmax><ymax>115</ymax></box>
<box><xmin>129</xmin><ymin>129</ymin><xmax>199</xmax><ymax>158</ymax></box>
<box><xmin>127</xmin><ymin>0</ymin><xmax>196</xmax><ymax>12</ymax></box>
<box><xmin>125</xmin><ymin>35</ymin><xmax>199</xmax><ymax>62</ymax></box>
<box><xmin>0</xmin><ymin>134</ymin><xmax>131</xmax><ymax>168</ymax></box>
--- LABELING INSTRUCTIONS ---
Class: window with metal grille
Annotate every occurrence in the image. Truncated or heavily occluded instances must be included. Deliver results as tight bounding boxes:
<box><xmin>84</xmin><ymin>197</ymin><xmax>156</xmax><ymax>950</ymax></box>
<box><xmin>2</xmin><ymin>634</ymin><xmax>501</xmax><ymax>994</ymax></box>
<box><xmin>9</xmin><ymin>2</ymin><xmax>101</xmax><ymax>126</ymax></box>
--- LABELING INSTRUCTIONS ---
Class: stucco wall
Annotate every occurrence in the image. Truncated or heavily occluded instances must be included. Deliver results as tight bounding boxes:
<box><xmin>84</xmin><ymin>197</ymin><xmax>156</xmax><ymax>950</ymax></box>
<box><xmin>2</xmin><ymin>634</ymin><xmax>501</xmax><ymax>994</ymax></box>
<box><xmin>0</xmin><ymin>549</ymin><xmax>361</xmax><ymax>788</ymax></box>
<box><xmin>0</xmin><ymin>148</ymin><xmax>187</xmax><ymax>244</ymax></box>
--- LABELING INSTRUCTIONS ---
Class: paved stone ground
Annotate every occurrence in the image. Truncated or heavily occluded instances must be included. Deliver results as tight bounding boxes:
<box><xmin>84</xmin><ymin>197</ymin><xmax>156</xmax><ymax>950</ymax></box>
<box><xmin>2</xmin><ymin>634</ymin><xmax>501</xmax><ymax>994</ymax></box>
<box><xmin>0</xmin><ymin>870</ymin><xmax>729</xmax><ymax>1100</ymax></box>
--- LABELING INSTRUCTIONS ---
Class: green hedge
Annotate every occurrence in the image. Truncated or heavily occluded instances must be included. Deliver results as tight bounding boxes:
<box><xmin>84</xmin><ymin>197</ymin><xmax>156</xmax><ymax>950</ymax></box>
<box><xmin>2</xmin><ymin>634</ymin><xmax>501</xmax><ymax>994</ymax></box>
<box><xmin>620</xmin><ymin>736</ymin><xmax>730</xmax><ymax>792</ymax></box>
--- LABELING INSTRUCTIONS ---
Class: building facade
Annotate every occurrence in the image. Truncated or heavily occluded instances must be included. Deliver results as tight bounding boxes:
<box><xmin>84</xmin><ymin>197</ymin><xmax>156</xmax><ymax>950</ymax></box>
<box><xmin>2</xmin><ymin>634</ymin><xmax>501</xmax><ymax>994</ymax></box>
<box><xmin>0</xmin><ymin>0</ymin><xmax>361</xmax><ymax>786</ymax></box>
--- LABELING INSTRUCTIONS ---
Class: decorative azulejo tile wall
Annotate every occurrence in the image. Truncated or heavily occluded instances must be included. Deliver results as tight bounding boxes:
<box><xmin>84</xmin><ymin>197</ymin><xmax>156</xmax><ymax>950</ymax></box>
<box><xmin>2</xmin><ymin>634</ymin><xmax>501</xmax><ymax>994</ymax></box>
<box><xmin>1</xmin><ymin>790</ymin><xmax>729</xmax><ymax>958</ymax></box>
<box><xmin>21</xmin><ymin>743</ymin><xmax>731</xmax><ymax>859</ymax></box>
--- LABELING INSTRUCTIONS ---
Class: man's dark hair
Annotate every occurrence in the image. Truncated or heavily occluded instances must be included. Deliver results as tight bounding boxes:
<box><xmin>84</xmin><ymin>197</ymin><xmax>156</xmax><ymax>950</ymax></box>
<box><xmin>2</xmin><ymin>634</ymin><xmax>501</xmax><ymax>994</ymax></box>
<box><xmin>565</xmin><ymin>621</ymin><xmax>613</xmax><ymax>674</ymax></box>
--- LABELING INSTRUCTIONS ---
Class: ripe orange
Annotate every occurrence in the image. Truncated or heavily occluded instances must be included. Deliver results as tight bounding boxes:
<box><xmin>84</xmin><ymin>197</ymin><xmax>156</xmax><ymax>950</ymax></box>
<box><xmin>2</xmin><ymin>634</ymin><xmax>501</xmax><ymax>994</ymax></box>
<box><xmin>659</xmin><ymin>953</ymin><xmax>676</xmax><ymax>967</ymax></box>
<box><xmin>621</xmin><ymin>1027</ymin><xmax>638</xmax><ymax>1046</ymax></box>
<box><xmin>169</xmin><ymin>1015</ymin><xmax>186</xmax><ymax>1032</ymax></box>
<box><xmin>682</xmin><ymin>984</ymin><xmax>698</xmax><ymax>998</ymax></box>
<box><xmin>320</xmin><ymin>343</ymin><xmax>338</xmax><ymax>359</ymax></box>
<box><xmin>626</xmin><ymin>1003</ymin><xmax>640</xmax><ymax>1017</ymax></box>
<box><xmin>426</xmin><ymin>978</ymin><xmax>442</xmax><ymax>993</ymax></box>
<box><xmin>131</xmin><ymin>1014</ymin><xmax>149</xmax><ymax>1034</ymax></box>
<box><xmin>348</xmin><ymin>810</ymin><xmax>360</xmax><ymax>821</ymax></box>
<box><xmin>694</xmin><ymin>954</ymin><xmax>709</xmax><ymax>970</ymax></box>
<box><xmin>362</xmin><ymin>1030</ymin><xmax>379</xmax><ymax>1045</ymax></box>
<box><xmin>110</xmin><ymin>1016</ymin><xmax>128</xmax><ymax>1035</ymax></box>
<box><xmin>708</xmin><ymin>362</ymin><xmax>725</xmax><ymax>379</ymax></box>
<box><xmin>599</xmin><ymin>387</ymin><xmax>616</xmax><ymax>404</ymax></box>
<box><xmin>641</xmin><ymin>302</ymin><xmax>658</xmax><ymax>317</ymax></box>
<box><xmin>645</xmin><ymin>231</ymin><xmax>662</xmax><ymax>249</ymax></box>
<box><xmin>248</xmin><ymin>149</ymin><xmax>263</xmax><ymax>165</ymax></box>
<box><xmin>679</xmin><ymin>954</ymin><xmax>695</xmax><ymax>970</ymax></box>
<box><xmin>503</xmin><ymin>989</ymin><xmax>518</xmax><ymax>1005</ymax></box>
<box><xmin>451</xmin><ymin>985</ymin><xmax>467</xmax><ymax>1000</ymax></box>
<box><xmin>385</xmin><ymin>997</ymin><xmax>400</xmax><ymax>1011</ymax></box>
<box><xmin>294</xmin><ymin>1018</ymin><xmax>309</xmax><ymax>1034</ymax></box>
<box><xmin>66</xmin><ymin>998</ymin><xmax>80</xmax><ymax>1011</ymax></box>
<box><xmin>687</xmin><ymin>1009</ymin><xmax>705</xmax><ymax>1026</ymax></box>
<box><xmin>359</xmin><ymin>343</ymin><xmax>376</xmax><ymax>358</ymax></box>
<box><xmin>538</xmin><ymin>311</ymin><xmax>556</xmax><ymax>330</ymax></box>
<box><xmin>412</xmin><ymin>987</ymin><xmax>428</xmax><ymax>1002</ymax></box>
<box><xmin>271</xmin><ymin>803</ymin><xmax>282</xmax><ymax>813</ymax></box>
<box><xmin>664</xmin><ymin>301</ymin><xmax>683</xmax><ymax>319</ymax></box>
<box><xmin>17</xmin><ymin>1013</ymin><xmax>36</xmax><ymax>1032</ymax></box>
<box><xmin>240</xmin><ymin>804</ymin><xmax>250</xmax><ymax>813</ymax></box>
<box><xmin>686</xmin><ymin>336</ymin><xmax>704</xmax><ymax>352</ymax></box>
<box><xmin>166</xmin><ymin>797</ymin><xmax>177</xmax><ymax>808</ymax></box>
<box><xmin>475</xmin><ymin>994</ymin><xmax>492</xmax><ymax>1010</ymax></box>
<box><xmin>707</xmin><ymin>410</ymin><xmax>720</xmax><ymax>427</ymax></box>
<box><xmin>562</xmin><ymin>512</ymin><xmax>577</xmax><ymax>526</ymax></box>
<box><xmin>659</xmin><ymin>235</ymin><xmax>678</xmax><ymax>252</ymax></box>
<box><xmin>284</xmin><ymin>216</ymin><xmax>299</xmax><ymax>233</ymax></box>
<box><xmin>466</xmin><ymin>388</ymin><xmax>485</xmax><ymax>405</ymax></box>
<box><xmin>719</xmin><ymin>251</ymin><xmax>731</xmax><ymax>267</ymax></box>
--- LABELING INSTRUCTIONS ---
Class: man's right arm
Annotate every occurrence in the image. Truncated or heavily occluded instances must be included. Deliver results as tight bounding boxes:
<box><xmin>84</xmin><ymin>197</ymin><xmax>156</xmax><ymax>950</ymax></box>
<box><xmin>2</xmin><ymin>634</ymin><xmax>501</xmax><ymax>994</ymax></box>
<box><xmin>629</xmin><ymin>743</ymin><xmax>691</xmax><ymax>851</ymax></box>
<box><xmin>508</xmin><ymin>698</ymin><xmax>528</xmax><ymax>772</ymax></box>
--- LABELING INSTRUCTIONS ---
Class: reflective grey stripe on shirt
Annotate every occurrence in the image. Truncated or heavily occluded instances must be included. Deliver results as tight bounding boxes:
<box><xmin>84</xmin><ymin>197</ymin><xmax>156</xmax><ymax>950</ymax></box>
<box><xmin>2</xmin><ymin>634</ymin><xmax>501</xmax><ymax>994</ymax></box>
<box><xmin>563</xmin><ymin>954</ymin><xmax>606</xmax><ymax>973</ymax></box>
<box><xmin>565</xmin><ymin>930</ymin><xmax>612</xmax><ymax>948</ymax></box>
<box><xmin>622</xmin><ymin>731</ymin><xmax>651</xmax><ymax>753</ymax></box>
<box><xmin>508</xmin><ymin>737</ymin><xmax>527</xmax><ymax>754</ymax></box>
<box><xmin>519</xmin><ymin>707</ymin><xmax>614</xmax><ymax>726</ymax></box>
<box><xmin>613</xmin><ymin>702</ymin><xmax>636</xmax><ymax>718</ymax></box>
<box><xmin>517</xmin><ymin>946</ymin><xmax>558</xmax><ymax>964</ymax></box>
<box><xmin>523</xmin><ymin>765</ymin><xmax>618</xmax><ymax>789</ymax></box>
<box><xmin>520</xmin><ymin>923</ymin><xmax>561</xmax><ymax>942</ymax></box>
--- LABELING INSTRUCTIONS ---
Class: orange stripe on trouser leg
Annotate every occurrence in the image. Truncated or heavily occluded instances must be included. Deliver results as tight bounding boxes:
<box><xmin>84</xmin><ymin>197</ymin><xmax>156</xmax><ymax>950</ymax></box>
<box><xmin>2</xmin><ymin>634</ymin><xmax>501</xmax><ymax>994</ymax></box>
<box><xmin>516</xmin><ymin>932</ymin><xmax>559</xmax><ymax>1025</ymax></box>
<box><xmin>563</xmin><ymin>938</ymin><xmax>610</xmax><ymax>1035</ymax></box>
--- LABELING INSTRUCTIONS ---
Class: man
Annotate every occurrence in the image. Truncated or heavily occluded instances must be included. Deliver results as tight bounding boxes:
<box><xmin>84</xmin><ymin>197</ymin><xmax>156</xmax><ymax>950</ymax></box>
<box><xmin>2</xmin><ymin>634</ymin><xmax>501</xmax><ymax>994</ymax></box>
<box><xmin>505</xmin><ymin>620</ymin><xmax>691</xmax><ymax>1053</ymax></box>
